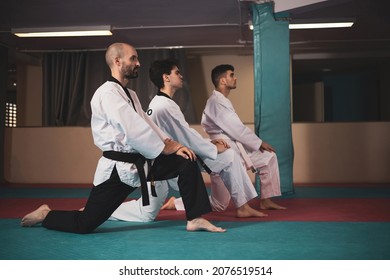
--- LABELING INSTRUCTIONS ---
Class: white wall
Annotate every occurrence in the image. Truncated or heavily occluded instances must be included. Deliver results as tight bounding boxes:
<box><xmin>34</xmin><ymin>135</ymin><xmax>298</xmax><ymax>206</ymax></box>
<box><xmin>4</xmin><ymin>127</ymin><xmax>100</xmax><ymax>184</ymax></box>
<box><xmin>4</xmin><ymin>123</ymin><xmax>390</xmax><ymax>184</ymax></box>
<box><xmin>292</xmin><ymin>122</ymin><xmax>390</xmax><ymax>183</ymax></box>
<box><xmin>17</xmin><ymin>64</ymin><xmax>42</xmax><ymax>127</ymax></box>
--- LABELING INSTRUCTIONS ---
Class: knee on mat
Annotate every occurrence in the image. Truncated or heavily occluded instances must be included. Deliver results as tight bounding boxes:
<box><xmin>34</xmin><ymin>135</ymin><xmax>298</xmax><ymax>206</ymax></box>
<box><xmin>140</xmin><ymin>212</ymin><xmax>157</xmax><ymax>222</ymax></box>
<box><xmin>211</xmin><ymin>199</ymin><xmax>230</xmax><ymax>212</ymax></box>
<box><xmin>75</xmin><ymin>219</ymin><xmax>104</xmax><ymax>234</ymax></box>
<box><xmin>76</xmin><ymin>225</ymin><xmax>98</xmax><ymax>234</ymax></box>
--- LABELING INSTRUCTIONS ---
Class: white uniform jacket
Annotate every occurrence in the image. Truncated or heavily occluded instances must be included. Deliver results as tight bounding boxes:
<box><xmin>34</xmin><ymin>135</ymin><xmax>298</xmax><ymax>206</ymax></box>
<box><xmin>147</xmin><ymin>92</ymin><xmax>217</xmax><ymax>161</ymax></box>
<box><xmin>110</xmin><ymin>90</ymin><xmax>259</xmax><ymax>222</ymax></box>
<box><xmin>201</xmin><ymin>90</ymin><xmax>262</xmax><ymax>153</ymax></box>
<box><xmin>90</xmin><ymin>80</ymin><xmax>167</xmax><ymax>187</ymax></box>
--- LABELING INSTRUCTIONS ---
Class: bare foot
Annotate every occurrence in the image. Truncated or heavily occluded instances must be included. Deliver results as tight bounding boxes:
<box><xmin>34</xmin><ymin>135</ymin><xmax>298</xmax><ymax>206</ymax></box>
<box><xmin>161</xmin><ymin>196</ymin><xmax>176</xmax><ymax>210</ymax></box>
<box><xmin>186</xmin><ymin>217</ymin><xmax>226</xmax><ymax>232</ymax></box>
<box><xmin>21</xmin><ymin>204</ymin><xmax>51</xmax><ymax>227</ymax></box>
<box><xmin>260</xmin><ymin>198</ymin><xmax>287</xmax><ymax>210</ymax></box>
<box><xmin>236</xmin><ymin>203</ymin><xmax>268</xmax><ymax>218</ymax></box>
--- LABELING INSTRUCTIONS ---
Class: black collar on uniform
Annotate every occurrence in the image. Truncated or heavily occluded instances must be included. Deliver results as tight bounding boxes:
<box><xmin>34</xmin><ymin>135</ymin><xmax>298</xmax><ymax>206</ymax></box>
<box><xmin>108</xmin><ymin>76</ymin><xmax>125</xmax><ymax>90</ymax></box>
<box><xmin>157</xmin><ymin>90</ymin><xmax>172</xmax><ymax>100</ymax></box>
<box><xmin>108</xmin><ymin>76</ymin><xmax>136</xmax><ymax>111</ymax></box>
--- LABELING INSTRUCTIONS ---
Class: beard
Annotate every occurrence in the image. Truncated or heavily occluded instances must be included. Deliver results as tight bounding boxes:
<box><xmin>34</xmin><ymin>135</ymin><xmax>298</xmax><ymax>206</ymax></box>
<box><xmin>123</xmin><ymin>65</ymin><xmax>139</xmax><ymax>79</ymax></box>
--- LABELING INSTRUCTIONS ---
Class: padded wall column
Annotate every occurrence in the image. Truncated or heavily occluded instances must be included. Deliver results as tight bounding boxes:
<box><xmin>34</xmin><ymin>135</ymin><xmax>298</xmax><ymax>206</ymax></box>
<box><xmin>252</xmin><ymin>3</ymin><xmax>294</xmax><ymax>193</ymax></box>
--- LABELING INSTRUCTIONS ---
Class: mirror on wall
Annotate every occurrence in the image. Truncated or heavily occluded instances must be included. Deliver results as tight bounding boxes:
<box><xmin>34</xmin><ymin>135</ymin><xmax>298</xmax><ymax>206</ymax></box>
<box><xmin>292</xmin><ymin>56</ymin><xmax>390</xmax><ymax>122</ymax></box>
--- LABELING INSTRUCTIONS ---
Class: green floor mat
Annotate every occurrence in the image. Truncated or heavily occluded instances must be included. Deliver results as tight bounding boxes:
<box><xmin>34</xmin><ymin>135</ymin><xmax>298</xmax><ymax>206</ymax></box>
<box><xmin>1</xmin><ymin>219</ymin><xmax>389</xmax><ymax>260</ymax></box>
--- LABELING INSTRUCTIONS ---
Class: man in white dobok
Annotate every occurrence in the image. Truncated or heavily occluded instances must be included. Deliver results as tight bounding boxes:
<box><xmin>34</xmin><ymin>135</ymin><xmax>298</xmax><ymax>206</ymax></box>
<box><xmin>201</xmin><ymin>64</ymin><xmax>286</xmax><ymax>211</ymax></box>
<box><xmin>110</xmin><ymin>59</ymin><xmax>266</xmax><ymax>223</ymax></box>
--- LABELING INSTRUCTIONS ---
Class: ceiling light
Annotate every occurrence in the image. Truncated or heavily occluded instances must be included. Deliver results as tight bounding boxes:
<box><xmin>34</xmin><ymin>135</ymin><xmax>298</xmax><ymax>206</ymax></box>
<box><xmin>12</xmin><ymin>26</ymin><xmax>112</xmax><ymax>37</ymax></box>
<box><xmin>289</xmin><ymin>22</ymin><xmax>354</xmax><ymax>29</ymax></box>
<box><xmin>248</xmin><ymin>20</ymin><xmax>353</xmax><ymax>30</ymax></box>
<box><xmin>248</xmin><ymin>20</ymin><xmax>254</xmax><ymax>30</ymax></box>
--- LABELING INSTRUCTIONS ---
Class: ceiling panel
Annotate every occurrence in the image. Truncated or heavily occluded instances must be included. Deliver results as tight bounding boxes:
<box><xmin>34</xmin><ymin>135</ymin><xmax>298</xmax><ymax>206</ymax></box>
<box><xmin>0</xmin><ymin>0</ymin><xmax>389</xmax><ymax>67</ymax></box>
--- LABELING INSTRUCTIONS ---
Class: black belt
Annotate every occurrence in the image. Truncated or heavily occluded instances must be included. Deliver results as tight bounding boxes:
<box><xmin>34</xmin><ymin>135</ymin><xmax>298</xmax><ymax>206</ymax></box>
<box><xmin>197</xmin><ymin>156</ymin><xmax>212</xmax><ymax>174</ymax></box>
<box><xmin>103</xmin><ymin>151</ymin><xmax>157</xmax><ymax>206</ymax></box>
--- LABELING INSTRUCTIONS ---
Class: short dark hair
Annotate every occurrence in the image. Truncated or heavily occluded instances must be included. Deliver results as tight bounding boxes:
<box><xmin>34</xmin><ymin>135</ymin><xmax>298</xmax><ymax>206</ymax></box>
<box><xmin>149</xmin><ymin>59</ymin><xmax>178</xmax><ymax>89</ymax></box>
<box><xmin>211</xmin><ymin>64</ymin><xmax>234</xmax><ymax>87</ymax></box>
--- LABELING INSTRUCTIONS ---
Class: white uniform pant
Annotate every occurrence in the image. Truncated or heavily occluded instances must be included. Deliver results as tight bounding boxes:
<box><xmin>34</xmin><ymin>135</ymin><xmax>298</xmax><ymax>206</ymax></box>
<box><xmin>175</xmin><ymin>148</ymin><xmax>257</xmax><ymax>211</ymax></box>
<box><xmin>109</xmin><ymin>180</ymin><xmax>172</xmax><ymax>222</ymax></box>
<box><xmin>249</xmin><ymin>149</ymin><xmax>281</xmax><ymax>199</ymax></box>
<box><xmin>219</xmin><ymin>139</ymin><xmax>281</xmax><ymax>200</ymax></box>
<box><xmin>110</xmin><ymin>149</ymin><xmax>257</xmax><ymax>222</ymax></box>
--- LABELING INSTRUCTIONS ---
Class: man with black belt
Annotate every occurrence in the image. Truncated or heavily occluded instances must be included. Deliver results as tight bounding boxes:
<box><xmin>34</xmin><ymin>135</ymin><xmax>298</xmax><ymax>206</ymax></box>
<box><xmin>20</xmin><ymin>43</ymin><xmax>225</xmax><ymax>233</ymax></box>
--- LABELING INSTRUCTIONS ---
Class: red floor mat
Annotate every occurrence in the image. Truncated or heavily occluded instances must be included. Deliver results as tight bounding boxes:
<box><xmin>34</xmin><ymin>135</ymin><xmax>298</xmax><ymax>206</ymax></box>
<box><xmin>0</xmin><ymin>198</ymin><xmax>87</xmax><ymax>218</ymax></box>
<box><xmin>197</xmin><ymin>198</ymin><xmax>390</xmax><ymax>222</ymax></box>
<box><xmin>2</xmin><ymin>197</ymin><xmax>390</xmax><ymax>222</ymax></box>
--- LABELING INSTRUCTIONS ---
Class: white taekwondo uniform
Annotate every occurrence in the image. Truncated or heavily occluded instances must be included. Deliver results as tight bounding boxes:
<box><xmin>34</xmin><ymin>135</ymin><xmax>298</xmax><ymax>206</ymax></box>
<box><xmin>201</xmin><ymin>90</ymin><xmax>281</xmax><ymax>199</ymax></box>
<box><xmin>41</xmin><ymin>79</ymin><xmax>161</xmax><ymax>232</ymax></box>
<box><xmin>92</xmin><ymin>82</ymin><xmax>167</xmax><ymax>188</ymax></box>
<box><xmin>110</xmin><ymin>91</ymin><xmax>258</xmax><ymax>222</ymax></box>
